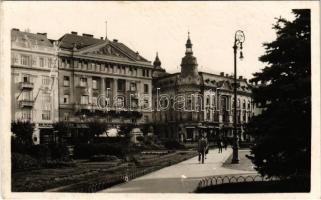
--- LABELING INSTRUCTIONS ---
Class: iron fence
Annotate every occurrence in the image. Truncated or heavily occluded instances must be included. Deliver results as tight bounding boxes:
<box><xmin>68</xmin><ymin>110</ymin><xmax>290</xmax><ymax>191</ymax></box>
<box><xmin>197</xmin><ymin>173</ymin><xmax>280</xmax><ymax>190</ymax></box>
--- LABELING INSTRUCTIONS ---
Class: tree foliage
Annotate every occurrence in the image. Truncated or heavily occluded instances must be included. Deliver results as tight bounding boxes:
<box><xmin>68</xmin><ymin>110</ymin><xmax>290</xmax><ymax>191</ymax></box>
<box><xmin>11</xmin><ymin>121</ymin><xmax>35</xmax><ymax>146</ymax></box>
<box><xmin>86</xmin><ymin>119</ymin><xmax>108</xmax><ymax>140</ymax></box>
<box><xmin>246</xmin><ymin>9</ymin><xmax>311</xmax><ymax>179</ymax></box>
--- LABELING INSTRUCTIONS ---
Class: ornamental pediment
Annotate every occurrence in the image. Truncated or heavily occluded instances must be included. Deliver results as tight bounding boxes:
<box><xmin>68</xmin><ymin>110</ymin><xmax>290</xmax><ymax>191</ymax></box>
<box><xmin>82</xmin><ymin>43</ymin><xmax>129</xmax><ymax>59</ymax></box>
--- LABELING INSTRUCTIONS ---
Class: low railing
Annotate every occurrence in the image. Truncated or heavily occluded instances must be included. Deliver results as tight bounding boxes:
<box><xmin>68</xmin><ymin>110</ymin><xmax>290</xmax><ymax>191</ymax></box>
<box><xmin>197</xmin><ymin>173</ymin><xmax>280</xmax><ymax>190</ymax></box>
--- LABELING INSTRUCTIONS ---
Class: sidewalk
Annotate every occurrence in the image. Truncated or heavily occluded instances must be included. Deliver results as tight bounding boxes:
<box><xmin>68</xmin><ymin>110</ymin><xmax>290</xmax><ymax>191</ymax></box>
<box><xmin>99</xmin><ymin>148</ymin><xmax>254</xmax><ymax>193</ymax></box>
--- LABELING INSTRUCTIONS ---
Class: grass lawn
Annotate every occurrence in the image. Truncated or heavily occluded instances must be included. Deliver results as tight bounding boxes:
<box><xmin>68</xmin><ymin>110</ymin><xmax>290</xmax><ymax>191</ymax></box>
<box><xmin>12</xmin><ymin>150</ymin><xmax>197</xmax><ymax>192</ymax></box>
<box><xmin>222</xmin><ymin>149</ymin><xmax>256</xmax><ymax>172</ymax></box>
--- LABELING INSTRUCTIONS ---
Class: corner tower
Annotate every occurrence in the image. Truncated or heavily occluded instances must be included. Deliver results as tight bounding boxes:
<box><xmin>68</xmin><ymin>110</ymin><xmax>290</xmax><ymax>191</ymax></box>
<box><xmin>180</xmin><ymin>32</ymin><xmax>199</xmax><ymax>78</ymax></box>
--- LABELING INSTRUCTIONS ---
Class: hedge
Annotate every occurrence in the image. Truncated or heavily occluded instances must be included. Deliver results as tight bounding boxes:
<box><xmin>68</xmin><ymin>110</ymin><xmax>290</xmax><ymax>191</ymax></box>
<box><xmin>73</xmin><ymin>143</ymin><xmax>128</xmax><ymax>159</ymax></box>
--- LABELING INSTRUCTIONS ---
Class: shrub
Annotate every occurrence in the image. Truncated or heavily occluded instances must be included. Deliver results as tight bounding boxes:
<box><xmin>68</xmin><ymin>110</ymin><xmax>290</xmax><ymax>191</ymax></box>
<box><xmin>27</xmin><ymin>144</ymin><xmax>51</xmax><ymax>160</ymax></box>
<box><xmin>41</xmin><ymin>160</ymin><xmax>76</xmax><ymax>168</ymax></box>
<box><xmin>163</xmin><ymin>140</ymin><xmax>186</xmax><ymax>149</ymax></box>
<box><xmin>73</xmin><ymin>143</ymin><xmax>127</xmax><ymax>159</ymax></box>
<box><xmin>49</xmin><ymin>143</ymin><xmax>70</xmax><ymax>161</ymax></box>
<box><xmin>90</xmin><ymin>155</ymin><xmax>119</xmax><ymax>162</ymax></box>
<box><xmin>12</xmin><ymin>153</ymin><xmax>40</xmax><ymax>172</ymax></box>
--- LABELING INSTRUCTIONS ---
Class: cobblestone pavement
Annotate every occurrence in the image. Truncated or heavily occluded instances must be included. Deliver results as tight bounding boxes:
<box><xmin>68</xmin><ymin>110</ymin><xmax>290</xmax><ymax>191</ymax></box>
<box><xmin>99</xmin><ymin>148</ymin><xmax>255</xmax><ymax>193</ymax></box>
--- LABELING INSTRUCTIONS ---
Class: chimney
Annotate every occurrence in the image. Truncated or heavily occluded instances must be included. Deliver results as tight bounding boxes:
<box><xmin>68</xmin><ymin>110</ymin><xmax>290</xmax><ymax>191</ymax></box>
<box><xmin>37</xmin><ymin>33</ymin><xmax>47</xmax><ymax>37</ymax></box>
<box><xmin>244</xmin><ymin>78</ymin><xmax>247</xmax><ymax>82</ymax></box>
<box><xmin>225</xmin><ymin>74</ymin><xmax>229</xmax><ymax>77</ymax></box>
<box><xmin>71</xmin><ymin>31</ymin><xmax>78</xmax><ymax>35</ymax></box>
<box><xmin>220</xmin><ymin>72</ymin><xmax>224</xmax><ymax>76</ymax></box>
<box><xmin>82</xmin><ymin>33</ymin><xmax>93</xmax><ymax>38</ymax></box>
<box><xmin>113</xmin><ymin>39</ymin><xmax>118</xmax><ymax>42</ymax></box>
<box><xmin>239</xmin><ymin>76</ymin><xmax>243</xmax><ymax>79</ymax></box>
<box><xmin>12</xmin><ymin>28</ymin><xmax>20</xmax><ymax>31</ymax></box>
<box><xmin>100</xmin><ymin>37</ymin><xmax>104</xmax><ymax>40</ymax></box>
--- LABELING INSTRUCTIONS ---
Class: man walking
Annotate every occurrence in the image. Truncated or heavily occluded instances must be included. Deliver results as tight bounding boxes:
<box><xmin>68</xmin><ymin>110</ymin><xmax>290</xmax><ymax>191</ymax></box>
<box><xmin>198</xmin><ymin>135</ymin><xmax>208</xmax><ymax>164</ymax></box>
<box><xmin>218</xmin><ymin>137</ymin><xmax>223</xmax><ymax>153</ymax></box>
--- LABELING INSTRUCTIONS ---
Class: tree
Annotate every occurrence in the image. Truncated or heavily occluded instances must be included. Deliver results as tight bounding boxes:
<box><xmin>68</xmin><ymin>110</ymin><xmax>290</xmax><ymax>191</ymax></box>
<box><xmin>53</xmin><ymin>121</ymin><xmax>71</xmax><ymax>143</ymax></box>
<box><xmin>86</xmin><ymin>119</ymin><xmax>108</xmax><ymax>142</ymax></box>
<box><xmin>11</xmin><ymin>121</ymin><xmax>35</xmax><ymax>146</ymax></box>
<box><xmin>246</xmin><ymin>9</ymin><xmax>311</xmax><ymax>180</ymax></box>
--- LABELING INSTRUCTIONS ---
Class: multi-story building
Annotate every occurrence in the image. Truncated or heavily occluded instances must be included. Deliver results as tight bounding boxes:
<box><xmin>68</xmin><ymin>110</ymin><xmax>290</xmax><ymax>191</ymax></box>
<box><xmin>56</xmin><ymin>32</ymin><xmax>153</xmax><ymax>142</ymax></box>
<box><xmin>152</xmin><ymin>33</ymin><xmax>254</xmax><ymax>142</ymax></box>
<box><xmin>11</xmin><ymin>29</ymin><xmax>59</xmax><ymax>144</ymax></box>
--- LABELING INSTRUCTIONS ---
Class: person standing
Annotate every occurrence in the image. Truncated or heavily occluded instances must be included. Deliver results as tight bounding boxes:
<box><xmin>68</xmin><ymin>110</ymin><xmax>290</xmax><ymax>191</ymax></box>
<box><xmin>218</xmin><ymin>137</ymin><xmax>223</xmax><ymax>153</ymax></box>
<box><xmin>198</xmin><ymin>135</ymin><xmax>208</xmax><ymax>164</ymax></box>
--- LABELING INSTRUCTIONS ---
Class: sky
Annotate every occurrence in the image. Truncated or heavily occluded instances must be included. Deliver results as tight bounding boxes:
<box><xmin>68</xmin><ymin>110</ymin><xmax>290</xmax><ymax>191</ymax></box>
<box><xmin>2</xmin><ymin>1</ymin><xmax>305</xmax><ymax>79</ymax></box>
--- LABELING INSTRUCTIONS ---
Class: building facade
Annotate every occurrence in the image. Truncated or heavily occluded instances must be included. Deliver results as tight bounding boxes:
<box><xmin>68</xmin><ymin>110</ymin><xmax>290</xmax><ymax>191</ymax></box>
<box><xmin>57</xmin><ymin>32</ymin><xmax>153</xmax><ymax>143</ymax></box>
<box><xmin>152</xmin><ymin>34</ymin><xmax>254</xmax><ymax>142</ymax></box>
<box><xmin>11</xmin><ymin>29</ymin><xmax>59</xmax><ymax>144</ymax></box>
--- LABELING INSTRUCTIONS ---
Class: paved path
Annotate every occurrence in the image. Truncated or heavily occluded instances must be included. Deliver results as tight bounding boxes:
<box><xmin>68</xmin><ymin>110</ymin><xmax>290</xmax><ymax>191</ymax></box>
<box><xmin>99</xmin><ymin>148</ymin><xmax>254</xmax><ymax>193</ymax></box>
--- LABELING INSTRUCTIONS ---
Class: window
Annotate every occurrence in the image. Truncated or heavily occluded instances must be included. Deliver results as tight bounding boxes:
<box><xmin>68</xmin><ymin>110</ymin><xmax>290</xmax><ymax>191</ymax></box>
<box><xmin>144</xmin><ymin>115</ymin><xmax>149</xmax><ymax>123</ymax></box>
<box><xmin>206</xmin><ymin>96</ymin><xmax>210</xmax><ymax>106</ymax></box>
<box><xmin>23</xmin><ymin>75</ymin><xmax>29</xmax><ymax>83</ymax></box>
<box><xmin>130</xmin><ymin>82</ymin><xmax>136</xmax><ymax>91</ymax></box>
<box><xmin>206</xmin><ymin>110</ymin><xmax>211</xmax><ymax>120</ymax></box>
<box><xmin>42</xmin><ymin>76</ymin><xmax>50</xmax><ymax>85</ymax></box>
<box><xmin>142</xmin><ymin>69</ymin><xmax>145</xmax><ymax>77</ymax></box>
<box><xmin>64</xmin><ymin>112</ymin><xmax>69</xmax><ymax>121</ymax></box>
<box><xmin>22</xmin><ymin>109</ymin><xmax>32</xmax><ymax>120</ymax></box>
<box><xmin>122</xmin><ymin>66</ymin><xmax>126</xmax><ymax>74</ymax></box>
<box><xmin>48</xmin><ymin>58</ymin><xmax>52</xmax><ymax>68</ymax></box>
<box><xmin>63</xmin><ymin>95</ymin><xmax>69</xmax><ymax>104</ymax></box>
<box><xmin>117</xmin><ymin>79</ymin><xmax>125</xmax><ymax>91</ymax></box>
<box><xmin>146</xmin><ymin>70</ymin><xmax>149</xmax><ymax>77</ymax></box>
<box><xmin>21</xmin><ymin>55</ymin><xmax>29</xmax><ymax>66</ymax></box>
<box><xmin>92</xmin><ymin>97</ymin><xmax>98</xmax><ymax>105</ymax></box>
<box><xmin>92</xmin><ymin>79</ymin><xmax>98</xmax><ymax>89</ymax></box>
<box><xmin>63</xmin><ymin>76</ymin><xmax>70</xmax><ymax>86</ymax></box>
<box><xmin>144</xmin><ymin>84</ymin><xmax>149</xmax><ymax>94</ymax></box>
<box><xmin>42</xmin><ymin>110</ymin><xmax>51</xmax><ymax>120</ymax></box>
<box><xmin>143</xmin><ymin>99</ymin><xmax>149</xmax><ymax>109</ymax></box>
<box><xmin>129</xmin><ymin>67</ymin><xmax>133</xmax><ymax>75</ymax></box>
<box><xmin>80</xmin><ymin>95</ymin><xmax>89</xmax><ymax>104</ymax></box>
<box><xmin>243</xmin><ymin>100</ymin><xmax>246</xmax><ymax>109</ymax></box>
<box><xmin>22</xmin><ymin>91</ymin><xmax>32</xmax><ymax>101</ymax></box>
<box><xmin>237</xmin><ymin>99</ymin><xmax>241</xmax><ymax>108</ymax></box>
<box><xmin>248</xmin><ymin>101</ymin><xmax>251</xmax><ymax>110</ymax></box>
<box><xmin>39</xmin><ymin>57</ymin><xmax>44</xmax><ymax>67</ymax></box>
<box><xmin>80</xmin><ymin>77</ymin><xmax>87</xmax><ymax>87</ymax></box>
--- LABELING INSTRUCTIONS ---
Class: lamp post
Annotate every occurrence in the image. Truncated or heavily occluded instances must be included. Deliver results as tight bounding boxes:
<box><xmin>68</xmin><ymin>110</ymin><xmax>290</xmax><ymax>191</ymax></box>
<box><xmin>232</xmin><ymin>30</ymin><xmax>245</xmax><ymax>164</ymax></box>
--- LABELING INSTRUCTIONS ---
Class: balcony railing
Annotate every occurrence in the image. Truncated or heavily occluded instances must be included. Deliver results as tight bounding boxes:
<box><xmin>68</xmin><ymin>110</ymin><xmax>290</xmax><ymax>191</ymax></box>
<box><xmin>19</xmin><ymin>99</ymin><xmax>34</xmax><ymax>108</ymax></box>
<box><xmin>19</xmin><ymin>82</ymin><xmax>34</xmax><ymax>90</ymax></box>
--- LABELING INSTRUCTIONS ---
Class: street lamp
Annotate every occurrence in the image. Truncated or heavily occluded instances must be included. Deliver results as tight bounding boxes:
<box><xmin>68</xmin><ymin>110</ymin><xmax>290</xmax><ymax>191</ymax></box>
<box><xmin>232</xmin><ymin>30</ymin><xmax>245</xmax><ymax>164</ymax></box>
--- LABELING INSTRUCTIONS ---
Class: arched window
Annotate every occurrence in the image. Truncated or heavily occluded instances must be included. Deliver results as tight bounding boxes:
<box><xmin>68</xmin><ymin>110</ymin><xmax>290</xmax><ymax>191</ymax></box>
<box><xmin>243</xmin><ymin>99</ymin><xmax>246</xmax><ymax>109</ymax></box>
<box><xmin>248</xmin><ymin>100</ymin><xmax>251</xmax><ymax>110</ymax></box>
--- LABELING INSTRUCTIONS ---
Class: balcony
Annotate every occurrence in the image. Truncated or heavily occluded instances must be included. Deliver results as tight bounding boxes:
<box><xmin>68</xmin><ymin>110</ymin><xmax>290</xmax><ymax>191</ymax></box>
<box><xmin>19</xmin><ymin>82</ymin><xmax>34</xmax><ymax>90</ymax></box>
<box><xmin>19</xmin><ymin>100</ymin><xmax>34</xmax><ymax>108</ymax></box>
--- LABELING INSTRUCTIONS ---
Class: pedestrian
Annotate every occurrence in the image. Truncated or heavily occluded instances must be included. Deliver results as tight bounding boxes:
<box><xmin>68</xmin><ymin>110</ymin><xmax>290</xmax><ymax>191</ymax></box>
<box><xmin>218</xmin><ymin>138</ymin><xmax>223</xmax><ymax>153</ymax></box>
<box><xmin>223</xmin><ymin>137</ymin><xmax>228</xmax><ymax>150</ymax></box>
<box><xmin>198</xmin><ymin>135</ymin><xmax>208</xmax><ymax>164</ymax></box>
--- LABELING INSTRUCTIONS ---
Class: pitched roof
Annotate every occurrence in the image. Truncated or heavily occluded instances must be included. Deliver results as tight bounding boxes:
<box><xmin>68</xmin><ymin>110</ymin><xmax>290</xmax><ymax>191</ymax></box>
<box><xmin>58</xmin><ymin>33</ymin><xmax>104</xmax><ymax>50</ymax></box>
<box><xmin>11</xmin><ymin>29</ymin><xmax>53</xmax><ymax>48</ymax></box>
<box><xmin>58</xmin><ymin>33</ymin><xmax>149</xmax><ymax>62</ymax></box>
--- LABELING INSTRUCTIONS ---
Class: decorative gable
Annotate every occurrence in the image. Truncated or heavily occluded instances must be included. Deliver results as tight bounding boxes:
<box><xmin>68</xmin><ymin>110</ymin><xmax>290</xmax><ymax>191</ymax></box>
<box><xmin>83</xmin><ymin>43</ymin><xmax>129</xmax><ymax>59</ymax></box>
